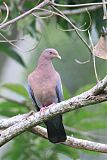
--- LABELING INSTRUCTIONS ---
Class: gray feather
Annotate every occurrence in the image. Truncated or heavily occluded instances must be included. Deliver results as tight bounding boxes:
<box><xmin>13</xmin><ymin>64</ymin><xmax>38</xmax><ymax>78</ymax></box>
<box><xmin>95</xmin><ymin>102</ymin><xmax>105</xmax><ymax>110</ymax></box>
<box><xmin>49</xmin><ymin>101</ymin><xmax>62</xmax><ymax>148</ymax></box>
<box><xmin>28</xmin><ymin>82</ymin><xmax>40</xmax><ymax>111</ymax></box>
<box><xmin>56</xmin><ymin>79</ymin><xmax>64</xmax><ymax>102</ymax></box>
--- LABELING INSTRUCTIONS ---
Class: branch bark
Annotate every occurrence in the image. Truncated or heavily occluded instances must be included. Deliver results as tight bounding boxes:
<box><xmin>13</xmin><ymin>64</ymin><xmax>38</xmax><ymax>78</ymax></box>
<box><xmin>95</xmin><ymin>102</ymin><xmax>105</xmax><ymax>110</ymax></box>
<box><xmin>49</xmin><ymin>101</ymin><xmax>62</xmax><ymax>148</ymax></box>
<box><xmin>0</xmin><ymin>0</ymin><xmax>104</xmax><ymax>30</ymax></box>
<box><xmin>30</xmin><ymin>126</ymin><xmax>107</xmax><ymax>153</ymax></box>
<box><xmin>0</xmin><ymin>0</ymin><xmax>107</xmax><ymax>154</ymax></box>
<box><xmin>0</xmin><ymin>75</ymin><xmax>107</xmax><ymax>149</ymax></box>
<box><xmin>37</xmin><ymin>5</ymin><xmax>102</xmax><ymax>17</ymax></box>
<box><xmin>0</xmin><ymin>0</ymin><xmax>50</xmax><ymax>29</ymax></box>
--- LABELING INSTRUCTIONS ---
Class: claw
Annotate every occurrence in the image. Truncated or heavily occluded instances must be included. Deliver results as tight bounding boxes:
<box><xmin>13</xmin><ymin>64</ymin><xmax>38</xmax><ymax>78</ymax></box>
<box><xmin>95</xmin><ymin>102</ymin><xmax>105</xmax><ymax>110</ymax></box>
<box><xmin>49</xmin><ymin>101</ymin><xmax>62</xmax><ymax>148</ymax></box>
<box><xmin>40</xmin><ymin>103</ymin><xmax>55</xmax><ymax>115</ymax></box>
<box><xmin>40</xmin><ymin>107</ymin><xmax>46</xmax><ymax>115</ymax></box>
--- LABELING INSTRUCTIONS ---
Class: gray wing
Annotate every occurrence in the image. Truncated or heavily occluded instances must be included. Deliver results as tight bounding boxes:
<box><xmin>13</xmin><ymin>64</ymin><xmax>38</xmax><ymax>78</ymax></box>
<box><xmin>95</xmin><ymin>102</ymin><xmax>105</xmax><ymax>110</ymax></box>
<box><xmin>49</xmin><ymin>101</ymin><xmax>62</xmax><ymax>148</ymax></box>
<box><xmin>28</xmin><ymin>82</ymin><xmax>39</xmax><ymax>111</ymax></box>
<box><xmin>56</xmin><ymin>79</ymin><xmax>64</xmax><ymax>102</ymax></box>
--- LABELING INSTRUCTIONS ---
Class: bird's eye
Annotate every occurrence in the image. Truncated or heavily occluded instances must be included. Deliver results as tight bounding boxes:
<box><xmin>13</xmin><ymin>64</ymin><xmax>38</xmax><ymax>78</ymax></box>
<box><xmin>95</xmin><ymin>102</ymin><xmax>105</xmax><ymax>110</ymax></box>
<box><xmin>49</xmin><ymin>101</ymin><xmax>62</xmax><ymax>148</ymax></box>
<box><xmin>49</xmin><ymin>51</ymin><xmax>53</xmax><ymax>54</ymax></box>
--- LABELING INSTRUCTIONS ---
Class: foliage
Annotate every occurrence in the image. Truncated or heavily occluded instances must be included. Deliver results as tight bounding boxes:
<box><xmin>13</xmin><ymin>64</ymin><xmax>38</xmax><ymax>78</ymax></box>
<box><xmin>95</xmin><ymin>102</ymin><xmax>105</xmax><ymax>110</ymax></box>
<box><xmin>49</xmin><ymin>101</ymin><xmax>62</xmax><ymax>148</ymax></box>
<box><xmin>0</xmin><ymin>0</ymin><xmax>105</xmax><ymax>67</ymax></box>
<box><xmin>0</xmin><ymin>0</ymin><xmax>107</xmax><ymax>160</ymax></box>
<box><xmin>0</xmin><ymin>84</ymin><xmax>107</xmax><ymax>159</ymax></box>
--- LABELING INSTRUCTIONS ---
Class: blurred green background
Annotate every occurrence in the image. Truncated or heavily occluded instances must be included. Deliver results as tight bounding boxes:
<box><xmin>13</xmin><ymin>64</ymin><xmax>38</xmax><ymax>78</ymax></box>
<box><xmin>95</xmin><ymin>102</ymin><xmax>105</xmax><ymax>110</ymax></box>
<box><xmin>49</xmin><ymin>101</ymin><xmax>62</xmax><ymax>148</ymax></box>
<box><xmin>0</xmin><ymin>0</ymin><xmax>107</xmax><ymax>160</ymax></box>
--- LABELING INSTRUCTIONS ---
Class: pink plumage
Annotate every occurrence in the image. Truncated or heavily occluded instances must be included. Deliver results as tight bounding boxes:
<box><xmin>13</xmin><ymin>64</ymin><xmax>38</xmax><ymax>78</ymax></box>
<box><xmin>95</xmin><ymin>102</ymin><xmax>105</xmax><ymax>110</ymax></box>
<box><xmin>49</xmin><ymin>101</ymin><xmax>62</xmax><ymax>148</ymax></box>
<box><xmin>28</xmin><ymin>48</ymin><xmax>66</xmax><ymax>143</ymax></box>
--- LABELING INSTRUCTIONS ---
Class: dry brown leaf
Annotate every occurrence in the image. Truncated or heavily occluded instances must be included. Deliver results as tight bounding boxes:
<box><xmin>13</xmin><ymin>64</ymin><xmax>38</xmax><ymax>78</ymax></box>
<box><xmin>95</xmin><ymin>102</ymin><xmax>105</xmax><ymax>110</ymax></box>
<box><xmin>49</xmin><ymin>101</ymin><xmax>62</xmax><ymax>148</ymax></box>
<box><xmin>93</xmin><ymin>35</ymin><xmax>107</xmax><ymax>60</ymax></box>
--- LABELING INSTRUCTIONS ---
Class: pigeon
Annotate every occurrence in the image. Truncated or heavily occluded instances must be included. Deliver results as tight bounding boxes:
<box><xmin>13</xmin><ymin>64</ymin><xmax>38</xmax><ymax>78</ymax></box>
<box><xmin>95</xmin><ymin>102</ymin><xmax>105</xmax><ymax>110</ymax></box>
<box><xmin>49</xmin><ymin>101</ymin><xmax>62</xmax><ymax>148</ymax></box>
<box><xmin>28</xmin><ymin>48</ymin><xmax>66</xmax><ymax>143</ymax></box>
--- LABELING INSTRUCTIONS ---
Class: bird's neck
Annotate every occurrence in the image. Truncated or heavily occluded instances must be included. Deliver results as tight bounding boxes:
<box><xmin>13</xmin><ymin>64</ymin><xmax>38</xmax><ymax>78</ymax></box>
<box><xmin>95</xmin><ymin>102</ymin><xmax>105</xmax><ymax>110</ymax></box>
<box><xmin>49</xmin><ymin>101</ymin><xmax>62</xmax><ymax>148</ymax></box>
<box><xmin>37</xmin><ymin>57</ymin><xmax>55</xmax><ymax>72</ymax></box>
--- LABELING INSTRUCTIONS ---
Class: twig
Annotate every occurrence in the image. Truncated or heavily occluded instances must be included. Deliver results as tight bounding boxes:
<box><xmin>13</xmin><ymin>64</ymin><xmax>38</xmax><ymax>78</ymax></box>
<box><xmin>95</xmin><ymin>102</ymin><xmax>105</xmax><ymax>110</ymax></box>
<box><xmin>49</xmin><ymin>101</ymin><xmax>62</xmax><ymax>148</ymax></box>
<box><xmin>93</xmin><ymin>54</ymin><xmax>99</xmax><ymax>82</ymax></box>
<box><xmin>0</xmin><ymin>38</ymin><xmax>24</xmax><ymax>43</ymax></box>
<box><xmin>75</xmin><ymin>59</ymin><xmax>90</xmax><ymax>64</ymax></box>
<box><xmin>102</xmin><ymin>0</ymin><xmax>107</xmax><ymax>19</ymax></box>
<box><xmin>0</xmin><ymin>32</ymin><xmax>26</xmax><ymax>53</ymax></box>
<box><xmin>0</xmin><ymin>0</ymin><xmax>50</xmax><ymax>29</ymax></box>
<box><xmin>51</xmin><ymin>5</ymin><xmax>91</xmax><ymax>52</ymax></box>
<box><xmin>0</xmin><ymin>32</ymin><xmax>42</xmax><ymax>54</ymax></box>
<box><xmin>0</xmin><ymin>75</ymin><xmax>107</xmax><ymax>147</ymax></box>
<box><xmin>32</xmin><ymin>11</ymin><xmax>53</xmax><ymax>19</ymax></box>
<box><xmin>56</xmin><ymin>22</ymin><xmax>87</xmax><ymax>32</ymax></box>
<box><xmin>51</xmin><ymin>1</ymin><xmax>107</xmax><ymax>8</ymax></box>
<box><xmin>59</xmin><ymin>5</ymin><xmax>102</xmax><ymax>15</ymax></box>
<box><xmin>55</xmin><ymin>9</ymin><xmax>91</xmax><ymax>32</ymax></box>
<box><xmin>0</xmin><ymin>2</ymin><xmax>9</xmax><ymax>26</ymax></box>
<box><xmin>0</xmin><ymin>0</ymin><xmax>102</xmax><ymax>30</ymax></box>
<box><xmin>52</xmin><ymin>8</ymin><xmax>92</xmax><ymax>65</ymax></box>
<box><xmin>14</xmin><ymin>5</ymin><xmax>103</xmax><ymax>18</ymax></box>
<box><xmin>88</xmin><ymin>30</ymin><xmax>99</xmax><ymax>82</ymax></box>
<box><xmin>52</xmin><ymin>6</ymin><xmax>90</xmax><ymax>32</ymax></box>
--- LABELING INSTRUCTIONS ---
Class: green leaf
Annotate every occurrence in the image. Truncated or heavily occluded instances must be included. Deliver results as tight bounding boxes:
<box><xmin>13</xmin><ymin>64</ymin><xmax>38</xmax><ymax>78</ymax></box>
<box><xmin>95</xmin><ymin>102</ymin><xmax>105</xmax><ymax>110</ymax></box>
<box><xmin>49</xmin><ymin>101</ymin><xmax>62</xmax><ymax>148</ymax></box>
<box><xmin>2</xmin><ymin>83</ymin><xmax>29</xmax><ymax>98</ymax></box>
<box><xmin>0</xmin><ymin>43</ymin><xmax>26</xmax><ymax>67</ymax></box>
<box><xmin>2</xmin><ymin>132</ymin><xmax>37</xmax><ymax>160</ymax></box>
<box><xmin>0</xmin><ymin>101</ymin><xmax>27</xmax><ymax>117</ymax></box>
<box><xmin>56</xmin><ymin>144</ymin><xmax>79</xmax><ymax>159</ymax></box>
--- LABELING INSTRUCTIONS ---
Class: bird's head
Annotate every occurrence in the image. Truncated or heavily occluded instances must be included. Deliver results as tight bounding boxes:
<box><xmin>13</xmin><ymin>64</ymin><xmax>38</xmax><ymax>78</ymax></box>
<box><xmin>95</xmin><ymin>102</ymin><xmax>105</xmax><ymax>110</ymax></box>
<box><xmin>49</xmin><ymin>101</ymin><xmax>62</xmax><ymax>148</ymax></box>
<box><xmin>42</xmin><ymin>48</ymin><xmax>61</xmax><ymax>60</ymax></box>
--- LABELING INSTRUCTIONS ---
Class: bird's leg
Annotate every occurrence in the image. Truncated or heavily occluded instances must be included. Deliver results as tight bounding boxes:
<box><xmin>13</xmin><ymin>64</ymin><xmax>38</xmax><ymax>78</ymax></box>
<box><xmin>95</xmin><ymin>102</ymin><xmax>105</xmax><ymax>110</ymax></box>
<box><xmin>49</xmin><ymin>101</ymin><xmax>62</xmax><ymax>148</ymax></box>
<box><xmin>40</xmin><ymin>103</ymin><xmax>55</xmax><ymax>115</ymax></box>
<box><xmin>40</xmin><ymin>107</ymin><xmax>46</xmax><ymax>115</ymax></box>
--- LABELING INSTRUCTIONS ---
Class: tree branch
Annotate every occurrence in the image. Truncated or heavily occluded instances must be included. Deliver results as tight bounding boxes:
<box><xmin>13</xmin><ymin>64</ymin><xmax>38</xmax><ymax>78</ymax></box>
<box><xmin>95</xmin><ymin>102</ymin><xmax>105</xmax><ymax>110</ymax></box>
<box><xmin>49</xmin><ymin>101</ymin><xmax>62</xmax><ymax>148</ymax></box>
<box><xmin>0</xmin><ymin>75</ymin><xmax>107</xmax><ymax>148</ymax></box>
<box><xmin>30</xmin><ymin>126</ymin><xmax>107</xmax><ymax>153</ymax></box>
<box><xmin>0</xmin><ymin>0</ymin><xmax>107</xmax><ymax>154</ymax></box>
<box><xmin>0</xmin><ymin>0</ymin><xmax>104</xmax><ymax>30</ymax></box>
<box><xmin>0</xmin><ymin>0</ymin><xmax>50</xmax><ymax>29</ymax></box>
<box><xmin>0</xmin><ymin>75</ymin><xmax>107</xmax><ymax>129</ymax></box>
<box><xmin>0</xmin><ymin>115</ymin><xmax>100</xmax><ymax>140</ymax></box>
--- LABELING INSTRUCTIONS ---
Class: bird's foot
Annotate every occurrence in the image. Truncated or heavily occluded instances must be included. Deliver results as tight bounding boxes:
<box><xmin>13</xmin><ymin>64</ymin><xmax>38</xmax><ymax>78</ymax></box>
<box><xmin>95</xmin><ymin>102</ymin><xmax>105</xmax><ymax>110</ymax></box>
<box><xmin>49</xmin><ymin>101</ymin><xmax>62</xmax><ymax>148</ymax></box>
<box><xmin>40</xmin><ymin>107</ymin><xmax>46</xmax><ymax>116</ymax></box>
<box><xmin>40</xmin><ymin>103</ymin><xmax>55</xmax><ymax>115</ymax></box>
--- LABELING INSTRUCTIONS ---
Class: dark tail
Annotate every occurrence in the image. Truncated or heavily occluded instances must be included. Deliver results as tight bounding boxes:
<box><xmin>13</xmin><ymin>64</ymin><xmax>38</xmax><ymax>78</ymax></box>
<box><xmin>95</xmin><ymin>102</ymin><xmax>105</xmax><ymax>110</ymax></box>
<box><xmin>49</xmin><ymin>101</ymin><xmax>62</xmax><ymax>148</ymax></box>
<box><xmin>45</xmin><ymin>115</ymin><xmax>66</xmax><ymax>143</ymax></box>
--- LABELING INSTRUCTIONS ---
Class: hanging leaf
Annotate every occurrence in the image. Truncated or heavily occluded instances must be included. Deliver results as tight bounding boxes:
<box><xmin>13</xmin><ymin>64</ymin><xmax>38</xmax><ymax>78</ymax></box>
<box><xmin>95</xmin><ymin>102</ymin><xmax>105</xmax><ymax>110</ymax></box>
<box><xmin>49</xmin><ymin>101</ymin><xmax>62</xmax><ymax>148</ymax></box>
<box><xmin>93</xmin><ymin>35</ymin><xmax>107</xmax><ymax>59</ymax></box>
<box><xmin>0</xmin><ymin>101</ymin><xmax>27</xmax><ymax>117</ymax></box>
<box><xmin>0</xmin><ymin>43</ymin><xmax>26</xmax><ymax>67</ymax></box>
<box><xmin>1</xmin><ymin>83</ymin><xmax>28</xmax><ymax>98</ymax></box>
